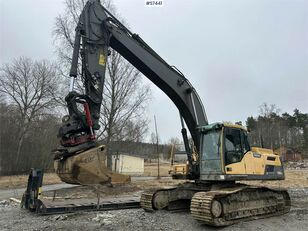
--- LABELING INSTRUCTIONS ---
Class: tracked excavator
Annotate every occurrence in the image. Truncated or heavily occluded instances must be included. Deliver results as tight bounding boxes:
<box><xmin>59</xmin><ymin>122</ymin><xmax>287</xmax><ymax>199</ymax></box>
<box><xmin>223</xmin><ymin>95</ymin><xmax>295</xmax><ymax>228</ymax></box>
<box><xmin>53</xmin><ymin>0</ymin><xmax>290</xmax><ymax>226</ymax></box>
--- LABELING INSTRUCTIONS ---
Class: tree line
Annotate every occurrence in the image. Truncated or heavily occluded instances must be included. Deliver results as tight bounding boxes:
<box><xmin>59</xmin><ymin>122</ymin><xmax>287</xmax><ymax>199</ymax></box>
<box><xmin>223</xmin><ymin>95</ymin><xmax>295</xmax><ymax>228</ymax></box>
<box><xmin>0</xmin><ymin>102</ymin><xmax>60</xmax><ymax>175</ymax></box>
<box><xmin>0</xmin><ymin>58</ymin><xmax>62</xmax><ymax>175</ymax></box>
<box><xmin>246</xmin><ymin>103</ymin><xmax>308</xmax><ymax>157</ymax></box>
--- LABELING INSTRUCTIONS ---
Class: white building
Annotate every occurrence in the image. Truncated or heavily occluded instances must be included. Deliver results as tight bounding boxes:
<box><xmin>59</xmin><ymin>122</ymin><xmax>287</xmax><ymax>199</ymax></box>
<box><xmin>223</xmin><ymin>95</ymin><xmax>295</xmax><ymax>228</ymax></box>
<box><xmin>111</xmin><ymin>154</ymin><xmax>144</xmax><ymax>176</ymax></box>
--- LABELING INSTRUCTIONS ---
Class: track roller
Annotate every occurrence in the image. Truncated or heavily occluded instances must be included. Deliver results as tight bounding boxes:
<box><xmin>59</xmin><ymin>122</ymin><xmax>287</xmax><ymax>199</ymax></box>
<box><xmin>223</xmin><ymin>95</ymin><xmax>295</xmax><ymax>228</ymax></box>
<box><xmin>190</xmin><ymin>186</ymin><xmax>291</xmax><ymax>226</ymax></box>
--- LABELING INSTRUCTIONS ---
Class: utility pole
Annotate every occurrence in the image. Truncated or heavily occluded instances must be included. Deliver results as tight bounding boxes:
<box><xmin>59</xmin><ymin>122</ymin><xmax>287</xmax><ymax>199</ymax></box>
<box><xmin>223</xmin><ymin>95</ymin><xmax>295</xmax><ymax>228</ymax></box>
<box><xmin>154</xmin><ymin>115</ymin><xmax>160</xmax><ymax>179</ymax></box>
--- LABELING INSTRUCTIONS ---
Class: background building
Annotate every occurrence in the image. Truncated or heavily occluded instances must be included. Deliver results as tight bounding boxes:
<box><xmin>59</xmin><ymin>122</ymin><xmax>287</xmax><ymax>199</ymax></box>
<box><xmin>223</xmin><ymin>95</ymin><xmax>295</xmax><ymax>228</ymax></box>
<box><xmin>111</xmin><ymin>154</ymin><xmax>144</xmax><ymax>176</ymax></box>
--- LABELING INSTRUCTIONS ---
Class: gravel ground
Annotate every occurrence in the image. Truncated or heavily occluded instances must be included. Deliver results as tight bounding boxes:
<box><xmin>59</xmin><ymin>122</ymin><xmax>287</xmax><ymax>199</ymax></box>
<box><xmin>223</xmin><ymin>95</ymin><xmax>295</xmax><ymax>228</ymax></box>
<box><xmin>0</xmin><ymin>188</ymin><xmax>308</xmax><ymax>231</ymax></box>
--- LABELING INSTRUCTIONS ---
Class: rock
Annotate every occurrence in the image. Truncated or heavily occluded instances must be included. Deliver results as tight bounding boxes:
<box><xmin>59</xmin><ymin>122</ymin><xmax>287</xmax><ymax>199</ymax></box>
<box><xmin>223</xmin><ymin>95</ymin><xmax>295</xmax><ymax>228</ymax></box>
<box><xmin>0</xmin><ymin>200</ymin><xmax>9</xmax><ymax>207</ymax></box>
<box><xmin>92</xmin><ymin>213</ymin><xmax>114</xmax><ymax>224</ymax></box>
<box><xmin>51</xmin><ymin>215</ymin><xmax>68</xmax><ymax>221</ymax></box>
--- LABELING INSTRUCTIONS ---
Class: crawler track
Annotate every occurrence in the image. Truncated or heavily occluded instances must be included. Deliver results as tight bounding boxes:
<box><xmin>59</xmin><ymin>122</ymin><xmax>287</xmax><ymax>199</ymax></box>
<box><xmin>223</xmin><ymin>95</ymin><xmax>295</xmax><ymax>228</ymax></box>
<box><xmin>140</xmin><ymin>185</ymin><xmax>198</xmax><ymax>212</ymax></box>
<box><xmin>190</xmin><ymin>186</ymin><xmax>291</xmax><ymax>226</ymax></box>
<box><xmin>141</xmin><ymin>184</ymin><xmax>291</xmax><ymax>227</ymax></box>
<box><xmin>140</xmin><ymin>189</ymin><xmax>157</xmax><ymax>211</ymax></box>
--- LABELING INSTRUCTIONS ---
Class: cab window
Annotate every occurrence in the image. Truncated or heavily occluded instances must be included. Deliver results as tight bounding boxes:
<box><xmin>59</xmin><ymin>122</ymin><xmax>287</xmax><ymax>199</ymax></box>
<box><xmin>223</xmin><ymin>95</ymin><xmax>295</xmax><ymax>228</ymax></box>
<box><xmin>224</xmin><ymin>128</ymin><xmax>249</xmax><ymax>165</ymax></box>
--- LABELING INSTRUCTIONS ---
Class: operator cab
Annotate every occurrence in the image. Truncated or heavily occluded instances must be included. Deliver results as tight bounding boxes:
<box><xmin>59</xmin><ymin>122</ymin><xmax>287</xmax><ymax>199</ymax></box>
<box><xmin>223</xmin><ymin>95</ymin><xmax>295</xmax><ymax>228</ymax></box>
<box><xmin>224</xmin><ymin>125</ymin><xmax>250</xmax><ymax>165</ymax></box>
<box><xmin>198</xmin><ymin>123</ymin><xmax>284</xmax><ymax>181</ymax></box>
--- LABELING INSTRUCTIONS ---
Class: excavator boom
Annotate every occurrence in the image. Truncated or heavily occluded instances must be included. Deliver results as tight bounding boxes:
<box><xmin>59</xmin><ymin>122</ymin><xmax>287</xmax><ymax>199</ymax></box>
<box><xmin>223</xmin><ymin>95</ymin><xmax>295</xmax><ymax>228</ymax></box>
<box><xmin>56</xmin><ymin>0</ymin><xmax>208</xmax><ymax>180</ymax></box>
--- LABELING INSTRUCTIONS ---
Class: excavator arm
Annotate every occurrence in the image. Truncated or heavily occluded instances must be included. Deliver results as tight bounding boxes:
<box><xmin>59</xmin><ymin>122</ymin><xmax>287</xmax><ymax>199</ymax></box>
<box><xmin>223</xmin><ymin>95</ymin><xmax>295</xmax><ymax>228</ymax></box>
<box><xmin>57</xmin><ymin>0</ymin><xmax>110</xmax><ymax>154</ymax></box>
<box><xmin>57</xmin><ymin>0</ymin><xmax>208</xmax><ymax>178</ymax></box>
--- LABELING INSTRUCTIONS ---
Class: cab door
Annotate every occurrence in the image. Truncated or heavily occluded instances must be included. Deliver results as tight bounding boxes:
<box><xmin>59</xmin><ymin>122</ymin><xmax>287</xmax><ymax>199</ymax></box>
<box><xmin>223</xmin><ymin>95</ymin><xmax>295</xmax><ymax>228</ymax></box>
<box><xmin>224</xmin><ymin>128</ymin><xmax>250</xmax><ymax>174</ymax></box>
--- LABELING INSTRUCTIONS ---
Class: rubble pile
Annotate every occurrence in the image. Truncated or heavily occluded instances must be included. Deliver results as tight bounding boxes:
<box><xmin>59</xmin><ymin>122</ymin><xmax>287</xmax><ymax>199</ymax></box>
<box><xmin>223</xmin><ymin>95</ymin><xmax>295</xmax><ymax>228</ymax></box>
<box><xmin>285</xmin><ymin>160</ymin><xmax>308</xmax><ymax>170</ymax></box>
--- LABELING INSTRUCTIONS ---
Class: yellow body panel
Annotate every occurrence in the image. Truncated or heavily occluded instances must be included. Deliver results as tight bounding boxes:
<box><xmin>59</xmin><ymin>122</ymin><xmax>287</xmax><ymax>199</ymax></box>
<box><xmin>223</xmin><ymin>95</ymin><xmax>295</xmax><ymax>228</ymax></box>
<box><xmin>225</xmin><ymin>147</ymin><xmax>282</xmax><ymax>175</ymax></box>
<box><xmin>169</xmin><ymin>164</ymin><xmax>189</xmax><ymax>175</ymax></box>
<box><xmin>251</xmin><ymin>147</ymin><xmax>274</xmax><ymax>155</ymax></box>
<box><xmin>225</xmin><ymin>160</ymin><xmax>246</xmax><ymax>174</ymax></box>
<box><xmin>223</xmin><ymin>123</ymin><xmax>247</xmax><ymax>131</ymax></box>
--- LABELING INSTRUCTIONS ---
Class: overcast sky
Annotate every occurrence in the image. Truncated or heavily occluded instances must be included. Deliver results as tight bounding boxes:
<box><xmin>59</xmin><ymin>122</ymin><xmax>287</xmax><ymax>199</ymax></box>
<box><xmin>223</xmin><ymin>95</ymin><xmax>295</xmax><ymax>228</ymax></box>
<box><xmin>1</xmin><ymin>0</ymin><xmax>307</xmax><ymax>143</ymax></box>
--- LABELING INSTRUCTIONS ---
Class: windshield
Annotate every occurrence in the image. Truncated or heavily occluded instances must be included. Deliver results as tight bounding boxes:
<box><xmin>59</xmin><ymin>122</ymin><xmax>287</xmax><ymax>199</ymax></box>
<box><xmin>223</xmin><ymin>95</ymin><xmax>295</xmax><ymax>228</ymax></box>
<box><xmin>200</xmin><ymin>129</ymin><xmax>222</xmax><ymax>173</ymax></box>
<box><xmin>202</xmin><ymin>130</ymin><xmax>221</xmax><ymax>160</ymax></box>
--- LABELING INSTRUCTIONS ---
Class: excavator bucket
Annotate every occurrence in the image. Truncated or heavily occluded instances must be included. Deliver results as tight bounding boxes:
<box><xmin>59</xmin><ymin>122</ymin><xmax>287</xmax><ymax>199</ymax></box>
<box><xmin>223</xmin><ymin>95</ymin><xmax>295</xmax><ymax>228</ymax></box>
<box><xmin>54</xmin><ymin>145</ymin><xmax>131</xmax><ymax>185</ymax></box>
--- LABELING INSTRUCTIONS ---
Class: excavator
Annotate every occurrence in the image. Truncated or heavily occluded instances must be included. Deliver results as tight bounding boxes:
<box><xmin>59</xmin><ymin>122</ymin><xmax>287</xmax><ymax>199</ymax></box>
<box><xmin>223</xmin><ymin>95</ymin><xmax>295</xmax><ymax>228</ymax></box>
<box><xmin>53</xmin><ymin>0</ymin><xmax>290</xmax><ymax>226</ymax></box>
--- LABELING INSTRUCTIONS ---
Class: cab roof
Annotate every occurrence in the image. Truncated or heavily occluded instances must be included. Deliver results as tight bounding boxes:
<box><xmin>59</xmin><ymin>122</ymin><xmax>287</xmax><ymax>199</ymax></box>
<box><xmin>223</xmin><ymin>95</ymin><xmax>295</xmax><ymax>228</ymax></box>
<box><xmin>198</xmin><ymin>122</ymin><xmax>247</xmax><ymax>133</ymax></box>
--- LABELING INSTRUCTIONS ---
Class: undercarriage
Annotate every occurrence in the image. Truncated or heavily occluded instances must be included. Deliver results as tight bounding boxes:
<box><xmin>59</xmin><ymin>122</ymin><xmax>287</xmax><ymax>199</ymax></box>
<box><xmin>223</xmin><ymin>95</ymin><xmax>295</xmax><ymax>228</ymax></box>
<box><xmin>140</xmin><ymin>182</ymin><xmax>291</xmax><ymax>227</ymax></box>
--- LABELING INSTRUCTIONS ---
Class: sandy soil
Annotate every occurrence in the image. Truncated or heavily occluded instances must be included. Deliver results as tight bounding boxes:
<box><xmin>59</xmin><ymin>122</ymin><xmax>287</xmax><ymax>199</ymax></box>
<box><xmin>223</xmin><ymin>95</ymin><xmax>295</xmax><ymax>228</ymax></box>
<box><xmin>0</xmin><ymin>163</ymin><xmax>172</xmax><ymax>189</ymax></box>
<box><xmin>143</xmin><ymin>162</ymin><xmax>171</xmax><ymax>177</ymax></box>
<box><xmin>0</xmin><ymin>173</ymin><xmax>62</xmax><ymax>189</ymax></box>
<box><xmin>1</xmin><ymin>164</ymin><xmax>307</xmax><ymax>190</ymax></box>
<box><xmin>242</xmin><ymin>169</ymin><xmax>308</xmax><ymax>188</ymax></box>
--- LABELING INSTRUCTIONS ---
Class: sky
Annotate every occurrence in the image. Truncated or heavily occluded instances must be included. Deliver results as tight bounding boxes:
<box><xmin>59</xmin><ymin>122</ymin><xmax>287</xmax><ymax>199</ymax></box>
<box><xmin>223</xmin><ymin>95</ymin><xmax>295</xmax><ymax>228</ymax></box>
<box><xmin>0</xmin><ymin>0</ymin><xmax>307</xmax><ymax>143</ymax></box>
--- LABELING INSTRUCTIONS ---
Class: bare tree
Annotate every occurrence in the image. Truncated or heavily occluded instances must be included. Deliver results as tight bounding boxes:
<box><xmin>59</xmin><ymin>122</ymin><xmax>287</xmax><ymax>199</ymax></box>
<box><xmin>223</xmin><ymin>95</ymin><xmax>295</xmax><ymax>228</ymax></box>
<box><xmin>53</xmin><ymin>0</ymin><xmax>151</xmax><ymax>169</ymax></box>
<box><xmin>258</xmin><ymin>103</ymin><xmax>281</xmax><ymax>148</ymax></box>
<box><xmin>259</xmin><ymin>103</ymin><xmax>281</xmax><ymax>118</ymax></box>
<box><xmin>168</xmin><ymin>137</ymin><xmax>181</xmax><ymax>146</ymax></box>
<box><xmin>113</xmin><ymin>119</ymin><xmax>149</xmax><ymax>143</ymax></box>
<box><xmin>166</xmin><ymin>137</ymin><xmax>181</xmax><ymax>160</ymax></box>
<box><xmin>0</xmin><ymin>57</ymin><xmax>61</xmax><ymax>166</ymax></box>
